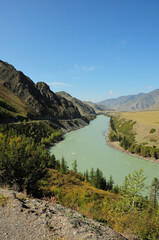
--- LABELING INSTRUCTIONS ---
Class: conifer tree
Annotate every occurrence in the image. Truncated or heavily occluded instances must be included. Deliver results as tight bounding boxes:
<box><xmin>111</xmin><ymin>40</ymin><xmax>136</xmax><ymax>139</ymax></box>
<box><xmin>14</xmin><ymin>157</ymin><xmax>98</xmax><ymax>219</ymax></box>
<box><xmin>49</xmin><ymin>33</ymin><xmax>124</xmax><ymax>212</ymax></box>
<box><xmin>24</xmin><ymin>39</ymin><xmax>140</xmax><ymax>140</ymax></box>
<box><xmin>84</xmin><ymin>169</ymin><xmax>89</xmax><ymax>182</ymax></box>
<box><xmin>72</xmin><ymin>160</ymin><xmax>77</xmax><ymax>172</ymax></box>
<box><xmin>150</xmin><ymin>177</ymin><xmax>159</xmax><ymax>209</ymax></box>
<box><xmin>60</xmin><ymin>157</ymin><xmax>68</xmax><ymax>174</ymax></box>
<box><xmin>89</xmin><ymin>168</ymin><xmax>95</xmax><ymax>185</ymax></box>
<box><xmin>122</xmin><ymin>169</ymin><xmax>146</xmax><ymax>208</ymax></box>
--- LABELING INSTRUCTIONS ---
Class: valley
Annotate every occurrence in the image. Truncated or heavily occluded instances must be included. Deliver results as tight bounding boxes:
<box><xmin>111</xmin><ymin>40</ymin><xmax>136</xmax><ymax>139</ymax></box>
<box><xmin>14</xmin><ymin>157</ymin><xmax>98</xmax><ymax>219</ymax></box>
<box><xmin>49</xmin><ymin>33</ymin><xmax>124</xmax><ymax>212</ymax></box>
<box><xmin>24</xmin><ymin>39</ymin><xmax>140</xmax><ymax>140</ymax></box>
<box><xmin>0</xmin><ymin>59</ymin><xmax>159</xmax><ymax>240</ymax></box>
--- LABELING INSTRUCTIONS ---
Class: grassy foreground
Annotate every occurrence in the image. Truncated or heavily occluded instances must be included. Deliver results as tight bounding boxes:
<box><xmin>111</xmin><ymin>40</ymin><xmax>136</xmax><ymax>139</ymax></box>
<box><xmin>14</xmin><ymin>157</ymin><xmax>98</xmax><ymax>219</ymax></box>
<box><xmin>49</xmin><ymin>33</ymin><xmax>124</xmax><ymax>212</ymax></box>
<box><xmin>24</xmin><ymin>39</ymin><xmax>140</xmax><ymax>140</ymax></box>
<box><xmin>40</xmin><ymin>169</ymin><xmax>159</xmax><ymax>240</ymax></box>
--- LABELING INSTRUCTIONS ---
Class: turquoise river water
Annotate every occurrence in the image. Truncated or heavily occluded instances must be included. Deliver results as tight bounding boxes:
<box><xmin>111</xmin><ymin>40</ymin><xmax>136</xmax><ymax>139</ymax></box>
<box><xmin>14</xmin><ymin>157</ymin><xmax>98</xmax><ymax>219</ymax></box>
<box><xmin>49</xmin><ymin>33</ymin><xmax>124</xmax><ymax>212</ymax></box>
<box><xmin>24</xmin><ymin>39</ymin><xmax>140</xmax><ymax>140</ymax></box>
<box><xmin>50</xmin><ymin>115</ymin><xmax>159</xmax><ymax>190</ymax></box>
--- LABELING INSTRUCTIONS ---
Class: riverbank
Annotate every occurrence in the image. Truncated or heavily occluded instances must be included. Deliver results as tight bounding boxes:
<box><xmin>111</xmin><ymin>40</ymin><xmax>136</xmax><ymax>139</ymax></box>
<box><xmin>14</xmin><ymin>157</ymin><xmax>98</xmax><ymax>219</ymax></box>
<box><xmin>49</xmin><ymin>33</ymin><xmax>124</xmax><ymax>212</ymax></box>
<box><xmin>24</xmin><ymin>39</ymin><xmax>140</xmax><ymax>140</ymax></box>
<box><xmin>106</xmin><ymin>131</ymin><xmax>159</xmax><ymax>165</ymax></box>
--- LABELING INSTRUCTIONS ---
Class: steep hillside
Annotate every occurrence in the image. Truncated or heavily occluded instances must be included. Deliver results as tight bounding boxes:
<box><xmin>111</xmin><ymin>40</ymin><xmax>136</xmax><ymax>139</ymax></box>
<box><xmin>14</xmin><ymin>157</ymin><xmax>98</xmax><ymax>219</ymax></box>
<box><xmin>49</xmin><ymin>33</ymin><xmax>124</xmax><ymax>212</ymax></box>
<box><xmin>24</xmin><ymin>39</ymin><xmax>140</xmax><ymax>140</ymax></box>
<box><xmin>98</xmin><ymin>90</ymin><xmax>159</xmax><ymax>111</ymax></box>
<box><xmin>56</xmin><ymin>91</ymin><xmax>96</xmax><ymax>116</ymax></box>
<box><xmin>0</xmin><ymin>79</ymin><xmax>29</xmax><ymax>122</ymax></box>
<box><xmin>0</xmin><ymin>60</ymin><xmax>82</xmax><ymax>122</ymax></box>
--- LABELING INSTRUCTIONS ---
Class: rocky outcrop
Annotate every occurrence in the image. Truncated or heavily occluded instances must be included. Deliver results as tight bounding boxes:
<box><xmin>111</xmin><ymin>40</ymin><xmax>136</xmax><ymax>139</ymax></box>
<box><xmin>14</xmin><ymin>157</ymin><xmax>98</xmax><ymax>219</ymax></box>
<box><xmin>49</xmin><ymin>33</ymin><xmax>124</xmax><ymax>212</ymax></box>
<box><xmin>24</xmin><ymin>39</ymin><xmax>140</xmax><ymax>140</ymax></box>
<box><xmin>36</xmin><ymin>82</ymin><xmax>81</xmax><ymax>120</ymax></box>
<box><xmin>0</xmin><ymin>187</ymin><xmax>127</xmax><ymax>240</ymax></box>
<box><xmin>57</xmin><ymin>91</ymin><xmax>96</xmax><ymax>116</ymax></box>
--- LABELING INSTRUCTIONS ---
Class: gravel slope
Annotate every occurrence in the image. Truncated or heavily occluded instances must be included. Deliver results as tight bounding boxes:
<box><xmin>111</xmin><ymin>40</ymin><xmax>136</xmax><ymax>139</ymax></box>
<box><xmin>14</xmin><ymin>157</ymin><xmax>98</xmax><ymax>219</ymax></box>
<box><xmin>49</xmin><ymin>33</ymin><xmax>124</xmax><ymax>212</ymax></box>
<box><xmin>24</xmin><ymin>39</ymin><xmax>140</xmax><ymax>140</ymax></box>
<box><xmin>0</xmin><ymin>188</ymin><xmax>127</xmax><ymax>240</ymax></box>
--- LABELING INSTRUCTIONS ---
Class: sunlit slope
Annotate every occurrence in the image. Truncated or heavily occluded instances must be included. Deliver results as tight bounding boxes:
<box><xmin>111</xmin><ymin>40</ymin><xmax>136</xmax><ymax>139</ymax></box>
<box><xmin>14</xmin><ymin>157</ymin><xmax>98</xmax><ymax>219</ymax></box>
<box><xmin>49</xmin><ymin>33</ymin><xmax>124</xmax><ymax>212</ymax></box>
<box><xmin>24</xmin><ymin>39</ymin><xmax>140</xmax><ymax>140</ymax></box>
<box><xmin>99</xmin><ymin>89</ymin><xmax>159</xmax><ymax>111</ymax></box>
<box><xmin>0</xmin><ymin>79</ymin><xmax>28</xmax><ymax>118</ymax></box>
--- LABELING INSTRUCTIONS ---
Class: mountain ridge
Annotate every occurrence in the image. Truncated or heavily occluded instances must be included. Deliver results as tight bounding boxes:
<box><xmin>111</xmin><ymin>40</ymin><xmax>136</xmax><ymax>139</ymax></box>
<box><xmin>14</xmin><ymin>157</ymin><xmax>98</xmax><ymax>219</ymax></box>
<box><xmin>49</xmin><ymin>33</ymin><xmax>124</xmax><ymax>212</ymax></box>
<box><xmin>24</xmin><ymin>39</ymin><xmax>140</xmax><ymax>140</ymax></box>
<box><xmin>0</xmin><ymin>60</ymin><xmax>83</xmax><ymax>123</ymax></box>
<box><xmin>98</xmin><ymin>90</ymin><xmax>159</xmax><ymax>111</ymax></box>
<box><xmin>56</xmin><ymin>91</ymin><xmax>96</xmax><ymax>116</ymax></box>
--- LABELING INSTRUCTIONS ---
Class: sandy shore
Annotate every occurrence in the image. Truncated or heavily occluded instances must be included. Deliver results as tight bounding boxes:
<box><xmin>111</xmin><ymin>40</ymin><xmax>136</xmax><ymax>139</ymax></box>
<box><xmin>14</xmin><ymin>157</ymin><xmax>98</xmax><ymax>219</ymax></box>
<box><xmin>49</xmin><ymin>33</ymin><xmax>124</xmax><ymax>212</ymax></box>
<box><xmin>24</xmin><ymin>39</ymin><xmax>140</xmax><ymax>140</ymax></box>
<box><xmin>106</xmin><ymin>132</ymin><xmax>159</xmax><ymax>165</ymax></box>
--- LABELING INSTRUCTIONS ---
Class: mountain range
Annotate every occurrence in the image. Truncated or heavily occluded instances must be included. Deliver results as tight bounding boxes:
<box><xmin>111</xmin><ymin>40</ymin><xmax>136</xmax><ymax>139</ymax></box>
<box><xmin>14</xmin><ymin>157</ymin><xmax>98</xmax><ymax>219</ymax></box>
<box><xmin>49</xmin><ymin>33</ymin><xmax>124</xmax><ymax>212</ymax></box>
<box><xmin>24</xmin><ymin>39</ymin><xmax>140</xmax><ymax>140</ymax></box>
<box><xmin>98</xmin><ymin>90</ymin><xmax>159</xmax><ymax>111</ymax></box>
<box><xmin>1</xmin><ymin>59</ymin><xmax>159</xmax><ymax>125</ymax></box>
<box><xmin>0</xmin><ymin>60</ymin><xmax>85</xmax><ymax>125</ymax></box>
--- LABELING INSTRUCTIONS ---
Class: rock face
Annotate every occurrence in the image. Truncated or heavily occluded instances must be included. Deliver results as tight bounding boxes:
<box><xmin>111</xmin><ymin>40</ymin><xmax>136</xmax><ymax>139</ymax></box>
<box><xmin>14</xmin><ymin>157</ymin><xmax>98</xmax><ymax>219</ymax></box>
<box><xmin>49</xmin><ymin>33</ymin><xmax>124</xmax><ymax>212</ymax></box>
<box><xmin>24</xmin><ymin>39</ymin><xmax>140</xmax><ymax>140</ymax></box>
<box><xmin>0</xmin><ymin>187</ymin><xmax>127</xmax><ymax>240</ymax></box>
<box><xmin>0</xmin><ymin>60</ymin><xmax>81</xmax><ymax>120</ymax></box>
<box><xmin>98</xmin><ymin>90</ymin><xmax>159</xmax><ymax>112</ymax></box>
<box><xmin>57</xmin><ymin>91</ymin><xmax>96</xmax><ymax>116</ymax></box>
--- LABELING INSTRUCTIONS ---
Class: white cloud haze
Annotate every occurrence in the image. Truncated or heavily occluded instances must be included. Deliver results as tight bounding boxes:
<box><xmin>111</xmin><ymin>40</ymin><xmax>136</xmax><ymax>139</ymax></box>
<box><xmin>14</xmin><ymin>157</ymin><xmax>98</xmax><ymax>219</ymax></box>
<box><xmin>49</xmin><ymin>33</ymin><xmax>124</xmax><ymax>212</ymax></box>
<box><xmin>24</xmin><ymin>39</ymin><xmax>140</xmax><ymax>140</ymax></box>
<box><xmin>48</xmin><ymin>82</ymin><xmax>72</xmax><ymax>87</ymax></box>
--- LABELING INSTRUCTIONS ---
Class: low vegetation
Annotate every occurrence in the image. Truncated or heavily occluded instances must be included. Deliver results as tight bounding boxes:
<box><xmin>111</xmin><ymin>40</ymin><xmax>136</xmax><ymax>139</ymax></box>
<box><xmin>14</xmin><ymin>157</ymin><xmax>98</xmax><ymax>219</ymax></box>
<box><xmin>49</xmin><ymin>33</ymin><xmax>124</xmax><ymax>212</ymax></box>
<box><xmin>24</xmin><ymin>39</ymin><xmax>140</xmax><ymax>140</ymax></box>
<box><xmin>0</xmin><ymin>193</ymin><xmax>8</xmax><ymax>207</ymax></box>
<box><xmin>150</xmin><ymin>128</ymin><xmax>156</xmax><ymax>134</ymax></box>
<box><xmin>0</xmin><ymin>121</ymin><xmax>62</xmax><ymax>194</ymax></box>
<box><xmin>41</xmin><ymin>167</ymin><xmax>159</xmax><ymax>240</ymax></box>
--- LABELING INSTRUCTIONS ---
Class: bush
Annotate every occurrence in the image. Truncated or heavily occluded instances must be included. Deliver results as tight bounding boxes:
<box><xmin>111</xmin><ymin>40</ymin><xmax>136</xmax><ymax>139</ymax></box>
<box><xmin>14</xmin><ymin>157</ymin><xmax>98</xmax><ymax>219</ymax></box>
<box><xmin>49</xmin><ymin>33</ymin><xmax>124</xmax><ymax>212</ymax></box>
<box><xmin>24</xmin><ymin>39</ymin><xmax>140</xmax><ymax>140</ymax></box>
<box><xmin>0</xmin><ymin>134</ymin><xmax>50</xmax><ymax>195</ymax></box>
<box><xmin>150</xmin><ymin>128</ymin><xmax>156</xmax><ymax>134</ymax></box>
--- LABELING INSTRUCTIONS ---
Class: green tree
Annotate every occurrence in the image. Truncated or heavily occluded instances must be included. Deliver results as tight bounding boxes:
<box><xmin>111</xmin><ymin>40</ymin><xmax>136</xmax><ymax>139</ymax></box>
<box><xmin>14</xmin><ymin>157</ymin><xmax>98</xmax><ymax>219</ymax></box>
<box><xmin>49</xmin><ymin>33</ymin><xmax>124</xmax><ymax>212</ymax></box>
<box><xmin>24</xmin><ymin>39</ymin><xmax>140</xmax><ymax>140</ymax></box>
<box><xmin>150</xmin><ymin>177</ymin><xmax>159</xmax><ymax>209</ymax></box>
<box><xmin>89</xmin><ymin>168</ymin><xmax>95</xmax><ymax>185</ymax></box>
<box><xmin>0</xmin><ymin>134</ymin><xmax>48</xmax><ymax>195</ymax></box>
<box><xmin>60</xmin><ymin>157</ymin><xmax>68</xmax><ymax>174</ymax></box>
<box><xmin>122</xmin><ymin>169</ymin><xmax>146</xmax><ymax>208</ymax></box>
<box><xmin>84</xmin><ymin>169</ymin><xmax>89</xmax><ymax>182</ymax></box>
<box><xmin>47</xmin><ymin>154</ymin><xmax>56</xmax><ymax>169</ymax></box>
<box><xmin>72</xmin><ymin>160</ymin><xmax>77</xmax><ymax>172</ymax></box>
<box><xmin>107</xmin><ymin>175</ymin><xmax>114</xmax><ymax>190</ymax></box>
<box><xmin>94</xmin><ymin>168</ymin><xmax>103</xmax><ymax>188</ymax></box>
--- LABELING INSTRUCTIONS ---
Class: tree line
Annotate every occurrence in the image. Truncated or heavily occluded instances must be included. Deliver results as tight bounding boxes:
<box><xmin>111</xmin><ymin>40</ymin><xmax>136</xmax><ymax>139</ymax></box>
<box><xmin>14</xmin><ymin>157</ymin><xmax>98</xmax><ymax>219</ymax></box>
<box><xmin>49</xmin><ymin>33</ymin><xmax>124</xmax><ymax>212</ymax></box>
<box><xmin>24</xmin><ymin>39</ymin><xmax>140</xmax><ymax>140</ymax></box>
<box><xmin>109</xmin><ymin>116</ymin><xmax>159</xmax><ymax>159</ymax></box>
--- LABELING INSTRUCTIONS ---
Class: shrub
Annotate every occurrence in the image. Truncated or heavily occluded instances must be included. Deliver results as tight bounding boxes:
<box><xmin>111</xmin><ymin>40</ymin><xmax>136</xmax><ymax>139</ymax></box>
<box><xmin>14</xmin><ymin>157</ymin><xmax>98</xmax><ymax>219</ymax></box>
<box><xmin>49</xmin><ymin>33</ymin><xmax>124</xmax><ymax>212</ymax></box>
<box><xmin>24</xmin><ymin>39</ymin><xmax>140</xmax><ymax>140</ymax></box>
<box><xmin>150</xmin><ymin>128</ymin><xmax>156</xmax><ymax>134</ymax></box>
<box><xmin>0</xmin><ymin>134</ymin><xmax>50</xmax><ymax>195</ymax></box>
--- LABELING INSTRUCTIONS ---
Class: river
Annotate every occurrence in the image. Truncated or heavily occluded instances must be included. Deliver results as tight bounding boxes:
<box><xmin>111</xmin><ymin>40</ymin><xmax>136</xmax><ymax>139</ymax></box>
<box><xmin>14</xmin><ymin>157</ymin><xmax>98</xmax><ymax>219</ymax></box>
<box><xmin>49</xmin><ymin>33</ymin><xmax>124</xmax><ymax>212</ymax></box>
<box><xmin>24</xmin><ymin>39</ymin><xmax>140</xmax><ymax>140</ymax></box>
<box><xmin>50</xmin><ymin>115</ymin><xmax>159</xmax><ymax>190</ymax></box>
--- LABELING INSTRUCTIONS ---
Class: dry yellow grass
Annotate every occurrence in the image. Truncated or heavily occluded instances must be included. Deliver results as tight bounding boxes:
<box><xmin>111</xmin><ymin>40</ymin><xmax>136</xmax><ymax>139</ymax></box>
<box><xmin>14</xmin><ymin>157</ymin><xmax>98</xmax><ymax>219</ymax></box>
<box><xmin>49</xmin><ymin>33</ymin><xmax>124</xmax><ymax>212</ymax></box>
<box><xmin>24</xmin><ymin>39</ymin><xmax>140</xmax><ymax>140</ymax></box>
<box><xmin>120</xmin><ymin>111</ymin><xmax>159</xmax><ymax>126</ymax></box>
<box><xmin>0</xmin><ymin>79</ymin><xmax>27</xmax><ymax>117</ymax></box>
<box><xmin>120</xmin><ymin>111</ymin><xmax>159</xmax><ymax>147</ymax></box>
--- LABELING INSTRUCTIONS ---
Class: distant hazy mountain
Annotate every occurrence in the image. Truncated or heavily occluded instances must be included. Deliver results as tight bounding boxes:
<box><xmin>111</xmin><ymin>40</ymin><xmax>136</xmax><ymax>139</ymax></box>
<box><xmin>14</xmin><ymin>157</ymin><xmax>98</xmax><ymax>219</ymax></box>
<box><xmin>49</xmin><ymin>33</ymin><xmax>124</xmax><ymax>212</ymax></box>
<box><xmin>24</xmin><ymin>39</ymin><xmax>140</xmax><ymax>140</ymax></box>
<box><xmin>84</xmin><ymin>101</ymin><xmax>114</xmax><ymax>112</ymax></box>
<box><xmin>56</xmin><ymin>91</ymin><xmax>96</xmax><ymax>116</ymax></box>
<box><xmin>98</xmin><ymin>90</ymin><xmax>159</xmax><ymax>111</ymax></box>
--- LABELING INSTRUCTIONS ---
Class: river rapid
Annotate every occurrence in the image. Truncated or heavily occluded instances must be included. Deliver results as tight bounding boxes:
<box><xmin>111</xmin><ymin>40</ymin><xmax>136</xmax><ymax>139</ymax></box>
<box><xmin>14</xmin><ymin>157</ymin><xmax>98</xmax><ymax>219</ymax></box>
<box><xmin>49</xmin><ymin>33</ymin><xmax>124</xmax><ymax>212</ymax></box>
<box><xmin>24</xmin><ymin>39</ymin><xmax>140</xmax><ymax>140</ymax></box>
<box><xmin>50</xmin><ymin>115</ymin><xmax>159</xmax><ymax>190</ymax></box>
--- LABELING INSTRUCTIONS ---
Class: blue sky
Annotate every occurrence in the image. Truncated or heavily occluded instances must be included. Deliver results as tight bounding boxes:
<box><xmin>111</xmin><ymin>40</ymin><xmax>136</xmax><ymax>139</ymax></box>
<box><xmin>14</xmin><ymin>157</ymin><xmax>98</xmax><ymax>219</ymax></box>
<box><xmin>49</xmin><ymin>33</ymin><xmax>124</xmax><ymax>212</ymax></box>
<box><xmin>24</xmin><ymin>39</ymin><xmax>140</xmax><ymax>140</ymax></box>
<box><xmin>1</xmin><ymin>0</ymin><xmax>159</xmax><ymax>102</ymax></box>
